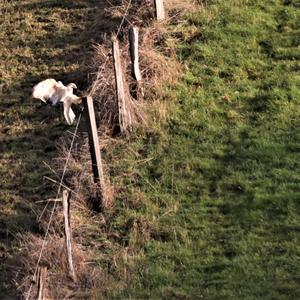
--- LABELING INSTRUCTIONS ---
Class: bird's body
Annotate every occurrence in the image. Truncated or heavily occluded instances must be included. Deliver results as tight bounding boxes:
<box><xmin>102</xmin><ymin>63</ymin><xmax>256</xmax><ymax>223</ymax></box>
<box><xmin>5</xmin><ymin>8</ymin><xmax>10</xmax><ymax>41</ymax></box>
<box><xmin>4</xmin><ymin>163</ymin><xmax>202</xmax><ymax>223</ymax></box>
<box><xmin>32</xmin><ymin>78</ymin><xmax>81</xmax><ymax>125</ymax></box>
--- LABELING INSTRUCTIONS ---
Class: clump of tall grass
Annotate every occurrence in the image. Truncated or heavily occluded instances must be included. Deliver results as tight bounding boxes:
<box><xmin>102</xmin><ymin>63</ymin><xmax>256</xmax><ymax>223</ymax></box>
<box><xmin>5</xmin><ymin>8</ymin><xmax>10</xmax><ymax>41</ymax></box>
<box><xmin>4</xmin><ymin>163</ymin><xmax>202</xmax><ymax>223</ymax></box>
<box><xmin>15</xmin><ymin>0</ymin><xmax>198</xmax><ymax>298</ymax></box>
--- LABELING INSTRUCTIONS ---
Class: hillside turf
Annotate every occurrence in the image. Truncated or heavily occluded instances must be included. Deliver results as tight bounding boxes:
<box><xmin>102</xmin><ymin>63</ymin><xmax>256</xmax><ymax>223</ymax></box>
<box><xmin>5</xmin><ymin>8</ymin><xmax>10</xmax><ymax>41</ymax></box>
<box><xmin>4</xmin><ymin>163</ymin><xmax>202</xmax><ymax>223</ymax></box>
<box><xmin>105</xmin><ymin>0</ymin><xmax>300</xmax><ymax>298</ymax></box>
<box><xmin>1</xmin><ymin>0</ymin><xmax>300</xmax><ymax>299</ymax></box>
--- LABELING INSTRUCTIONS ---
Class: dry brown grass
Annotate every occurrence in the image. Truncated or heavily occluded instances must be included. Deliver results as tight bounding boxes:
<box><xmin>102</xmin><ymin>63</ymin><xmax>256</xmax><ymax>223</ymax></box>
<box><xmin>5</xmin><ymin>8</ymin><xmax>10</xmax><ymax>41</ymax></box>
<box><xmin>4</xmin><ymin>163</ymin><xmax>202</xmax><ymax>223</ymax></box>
<box><xmin>88</xmin><ymin>43</ymin><xmax>145</xmax><ymax>133</ymax></box>
<box><xmin>139</xmin><ymin>24</ymin><xmax>182</xmax><ymax>96</ymax></box>
<box><xmin>56</xmin><ymin>132</ymin><xmax>115</xmax><ymax>211</ymax></box>
<box><xmin>88</xmin><ymin>23</ymin><xmax>181</xmax><ymax>131</ymax></box>
<box><xmin>167</xmin><ymin>0</ymin><xmax>202</xmax><ymax>13</ymax></box>
<box><xmin>14</xmin><ymin>132</ymin><xmax>115</xmax><ymax>298</ymax></box>
<box><xmin>15</xmin><ymin>180</ymin><xmax>114</xmax><ymax>299</ymax></box>
<box><xmin>15</xmin><ymin>0</ymin><xmax>199</xmax><ymax>298</ymax></box>
<box><xmin>16</xmin><ymin>232</ymin><xmax>108</xmax><ymax>299</ymax></box>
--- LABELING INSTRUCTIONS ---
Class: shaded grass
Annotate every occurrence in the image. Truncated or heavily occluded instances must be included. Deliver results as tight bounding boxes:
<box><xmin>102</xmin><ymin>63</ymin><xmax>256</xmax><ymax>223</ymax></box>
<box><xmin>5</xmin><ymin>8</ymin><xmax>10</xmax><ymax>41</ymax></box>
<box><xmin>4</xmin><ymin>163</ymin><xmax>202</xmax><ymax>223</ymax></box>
<box><xmin>99</xmin><ymin>0</ymin><xmax>300</xmax><ymax>298</ymax></box>
<box><xmin>1</xmin><ymin>0</ymin><xmax>300</xmax><ymax>298</ymax></box>
<box><xmin>0</xmin><ymin>0</ymin><xmax>122</xmax><ymax>297</ymax></box>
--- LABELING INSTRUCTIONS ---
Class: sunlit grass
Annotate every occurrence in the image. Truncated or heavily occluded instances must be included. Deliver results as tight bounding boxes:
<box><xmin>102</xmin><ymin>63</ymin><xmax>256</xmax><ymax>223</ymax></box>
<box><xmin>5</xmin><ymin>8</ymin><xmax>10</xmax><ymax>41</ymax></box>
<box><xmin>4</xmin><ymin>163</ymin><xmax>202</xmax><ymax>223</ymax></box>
<box><xmin>103</xmin><ymin>0</ymin><xmax>300</xmax><ymax>298</ymax></box>
<box><xmin>1</xmin><ymin>0</ymin><xmax>300</xmax><ymax>298</ymax></box>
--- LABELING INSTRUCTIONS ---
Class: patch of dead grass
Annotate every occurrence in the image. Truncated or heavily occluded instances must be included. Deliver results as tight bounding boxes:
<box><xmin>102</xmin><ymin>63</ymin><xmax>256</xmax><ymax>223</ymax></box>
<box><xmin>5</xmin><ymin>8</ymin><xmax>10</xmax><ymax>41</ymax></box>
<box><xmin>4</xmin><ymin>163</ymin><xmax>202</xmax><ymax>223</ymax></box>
<box><xmin>15</xmin><ymin>0</ymin><xmax>201</xmax><ymax>298</ymax></box>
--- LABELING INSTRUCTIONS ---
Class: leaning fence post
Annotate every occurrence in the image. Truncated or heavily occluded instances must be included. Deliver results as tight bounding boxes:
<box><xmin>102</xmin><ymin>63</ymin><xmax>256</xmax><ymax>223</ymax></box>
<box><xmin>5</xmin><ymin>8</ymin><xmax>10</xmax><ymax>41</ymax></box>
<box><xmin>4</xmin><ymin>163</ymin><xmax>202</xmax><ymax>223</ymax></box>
<box><xmin>62</xmin><ymin>189</ymin><xmax>76</xmax><ymax>282</ymax></box>
<box><xmin>129</xmin><ymin>26</ymin><xmax>144</xmax><ymax>100</ymax></box>
<box><xmin>82</xmin><ymin>96</ymin><xmax>106</xmax><ymax>205</ymax></box>
<box><xmin>154</xmin><ymin>0</ymin><xmax>165</xmax><ymax>21</ymax></box>
<box><xmin>112</xmin><ymin>35</ymin><xmax>132</xmax><ymax>133</ymax></box>
<box><xmin>37</xmin><ymin>267</ymin><xmax>47</xmax><ymax>300</ymax></box>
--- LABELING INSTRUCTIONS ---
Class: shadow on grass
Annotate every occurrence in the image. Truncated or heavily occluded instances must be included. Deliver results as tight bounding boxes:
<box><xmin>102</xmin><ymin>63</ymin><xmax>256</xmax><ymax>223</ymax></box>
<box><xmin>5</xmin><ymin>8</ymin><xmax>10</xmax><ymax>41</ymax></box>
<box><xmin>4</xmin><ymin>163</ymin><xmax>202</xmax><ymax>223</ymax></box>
<box><xmin>0</xmin><ymin>0</ymin><xmax>125</xmax><ymax>297</ymax></box>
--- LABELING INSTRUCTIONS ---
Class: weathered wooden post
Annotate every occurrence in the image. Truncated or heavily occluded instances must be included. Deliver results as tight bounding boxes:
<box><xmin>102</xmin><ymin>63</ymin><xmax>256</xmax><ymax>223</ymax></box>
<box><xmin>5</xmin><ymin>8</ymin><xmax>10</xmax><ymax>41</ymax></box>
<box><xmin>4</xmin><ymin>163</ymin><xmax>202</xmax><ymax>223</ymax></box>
<box><xmin>82</xmin><ymin>96</ymin><xmax>106</xmax><ymax>204</ymax></box>
<box><xmin>154</xmin><ymin>0</ymin><xmax>165</xmax><ymax>21</ymax></box>
<box><xmin>37</xmin><ymin>267</ymin><xmax>47</xmax><ymax>300</ymax></box>
<box><xmin>62</xmin><ymin>189</ymin><xmax>76</xmax><ymax>282</ymax></box>
<box><xmin>129</xmin><ymin>26</ymin><xmax>144</xmax><ymax>100</ymax></box>
<box><xmin>112</xmin><ymin>35</ymin><xmax>132</xmax><ymax>133</ymax></box>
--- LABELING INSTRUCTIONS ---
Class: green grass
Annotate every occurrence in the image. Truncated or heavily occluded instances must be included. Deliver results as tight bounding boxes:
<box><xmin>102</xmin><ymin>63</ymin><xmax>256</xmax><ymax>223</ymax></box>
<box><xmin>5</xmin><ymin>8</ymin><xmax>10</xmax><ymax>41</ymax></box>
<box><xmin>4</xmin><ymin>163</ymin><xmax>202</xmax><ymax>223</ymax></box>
<box><xmin>102</xmin><ymin>0</ymin><xmax>300</xmax><ymax>298</ymax></box>
<box><xmin>1</xmin><ymin>0</ymin><xmax>300</xmax><ymax>298</ymax></box>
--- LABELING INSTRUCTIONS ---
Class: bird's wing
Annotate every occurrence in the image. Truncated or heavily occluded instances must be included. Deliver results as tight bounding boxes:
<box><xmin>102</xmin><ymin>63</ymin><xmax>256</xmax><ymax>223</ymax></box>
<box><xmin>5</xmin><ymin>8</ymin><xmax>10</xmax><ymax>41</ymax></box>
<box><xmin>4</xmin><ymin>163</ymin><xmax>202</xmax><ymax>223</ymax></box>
<box><xmin>49</xmin><ymin>86</ymin><xmax>66</xmax><ymax>106</ymax></box>
<box><xmin>32</xmin><ymin>81</ymin><xmax>49</xmax><ymax>102</ymax></box>
<box><xmin>32</xmin><ymin>79</ymin><xmax>55</xmax><ymax>98</ymax></box>
<box><xmin>63</xmin><ymin>96</ymin><xmax>76</xmax><ymax>125</ymax></box>
<box><xmin>32</xmin><ymin>79</ymin><xmax>61</xmax><ymax>104</ymax></box>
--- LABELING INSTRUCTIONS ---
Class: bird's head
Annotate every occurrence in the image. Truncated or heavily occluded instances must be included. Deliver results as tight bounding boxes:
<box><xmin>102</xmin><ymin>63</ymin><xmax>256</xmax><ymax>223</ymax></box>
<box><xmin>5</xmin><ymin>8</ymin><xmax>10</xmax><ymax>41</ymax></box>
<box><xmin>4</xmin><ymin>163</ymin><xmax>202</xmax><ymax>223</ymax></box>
<box><xmin>67</xmin><ymin>83</ymin><xmax>77</xmax><ymax>90</ymax></box>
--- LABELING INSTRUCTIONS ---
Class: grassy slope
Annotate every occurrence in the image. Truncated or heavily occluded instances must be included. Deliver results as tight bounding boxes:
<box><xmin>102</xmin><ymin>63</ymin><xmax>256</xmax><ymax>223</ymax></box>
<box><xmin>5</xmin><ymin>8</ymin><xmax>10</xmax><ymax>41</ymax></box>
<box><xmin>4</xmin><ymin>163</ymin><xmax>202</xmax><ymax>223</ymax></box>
<box><xmin>1</xmin><ymin>0</ymin><xmax>300</xmax><ymax>298</ymax></box>
<box><xmin>106</xmin><ymin>0</ymin><xmax>300</xmax><ymax>299</ymax></box>
<box><xmin>0</xmin><ymin>0</ymin><xmax>111</xmax><ymax>296</ymax></box>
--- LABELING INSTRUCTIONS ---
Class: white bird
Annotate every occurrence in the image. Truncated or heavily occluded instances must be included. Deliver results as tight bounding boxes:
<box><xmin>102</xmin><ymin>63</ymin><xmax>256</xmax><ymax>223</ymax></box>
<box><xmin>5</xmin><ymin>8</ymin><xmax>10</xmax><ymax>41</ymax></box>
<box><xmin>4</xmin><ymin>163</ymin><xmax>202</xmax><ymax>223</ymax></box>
<box><xmin>32</xmin><ymin>78</ymin><xmax>81</xmax><ymax>125</ymax></box>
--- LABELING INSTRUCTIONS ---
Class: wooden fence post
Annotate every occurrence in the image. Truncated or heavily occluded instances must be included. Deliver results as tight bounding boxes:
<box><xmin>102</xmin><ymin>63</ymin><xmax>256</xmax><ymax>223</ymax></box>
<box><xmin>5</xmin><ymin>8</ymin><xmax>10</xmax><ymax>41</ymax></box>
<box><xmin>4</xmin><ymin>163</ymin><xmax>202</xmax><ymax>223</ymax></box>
<box><xmin>154</xmin><ymin>0</ymin><xmax>165</xmax><ymax>21</ymax></box>
<box><xmin>37</xmin><ymin>267</ymin><xmax>47</xmax><ymax>300</ymax></box>
<box><xmin>129</xmin><ymin>26</ymin><xmax>144</xmax><ymax>100</ymax></box>
<box><xmin>112</xmin><ymin>35</ymin><xmax>132</xmax><ymax>133</ymax></box>
<box><xmin>62</xmin><ymin>189</ymin><xmax>76</xmax><ymax>282</ymax></box>
<box><xmin>82</xmin><ymin>96</ymin><xmax>106</xmax><ymax>204</ymax></box>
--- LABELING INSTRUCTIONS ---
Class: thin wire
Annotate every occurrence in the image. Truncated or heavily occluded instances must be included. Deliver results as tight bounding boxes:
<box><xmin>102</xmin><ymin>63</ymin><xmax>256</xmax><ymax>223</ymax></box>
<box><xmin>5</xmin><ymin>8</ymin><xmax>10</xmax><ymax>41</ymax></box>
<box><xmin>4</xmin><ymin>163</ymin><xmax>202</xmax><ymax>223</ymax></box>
<box><xmin>104</xmin><ymin>0</ymin><xmax>134</xmax><ymax>28</ymax></box>
<box><xmin>26</xmin><ymin>1</ymin><xmax>133</xmax><ymax>297</ymax></box>
<box><xmin>90</xmin><ymin>0</ymin><xmax>132</xmax><ymax>96</ymax></box>
<box><xmin>116</xmin><ymin>0</ymin><xmax>133</xmax><ymax>37</ymax></box>
<box><xmin>38</xmin><ymin>114</ymin><xmax>82</xmax><ymax>221</ymax></box>
<box><xmin>25</xmin><ymin>113</ymin><xmax>82</xmax><ymax>300</ymax></box>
